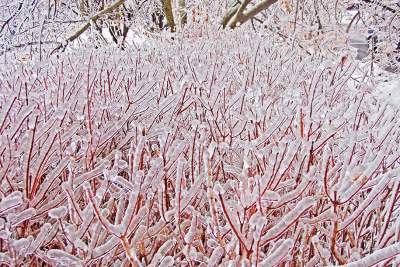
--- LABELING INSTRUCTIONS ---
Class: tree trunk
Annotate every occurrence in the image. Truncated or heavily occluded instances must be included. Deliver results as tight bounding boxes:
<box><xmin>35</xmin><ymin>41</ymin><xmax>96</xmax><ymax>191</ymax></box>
<box><xmin>178</xmin><ymin>0</ymin><xmax>187</xmax><ymax>27</ymax></box>
<box><xmin>222</xmin><ymin>0</ymin><xmax>279</xmax><ymax>29</ymax></box>
<box><xmin>161</xmin><ymin>0</ymin><xmax>175</xmax><ymax>32</ymax></box>
<box><xmin>79</xmin><ymin>0</ymin><xmax>89</xmax><ymax>16</ymax></box>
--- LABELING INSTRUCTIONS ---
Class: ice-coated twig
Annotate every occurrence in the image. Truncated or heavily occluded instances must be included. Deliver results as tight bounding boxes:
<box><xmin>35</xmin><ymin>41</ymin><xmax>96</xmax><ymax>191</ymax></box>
<box><xmin>0</xmin><ymin>191</ymin><xmax>22</xmax><ymax>216</ymax></box>
<box><xmin>338</xmin><ymin>242</ymin><xmax>400</xmax><ymax>267</ymax></box>
<box><xmin>261</xmin><ymin>197</ymin><xmax>315</xmax><ymax>245</ymax></box>
<box><xmin>259</xmin><ymin>239</ymin><xmax>293</xmax><ymax>266</ymax></box>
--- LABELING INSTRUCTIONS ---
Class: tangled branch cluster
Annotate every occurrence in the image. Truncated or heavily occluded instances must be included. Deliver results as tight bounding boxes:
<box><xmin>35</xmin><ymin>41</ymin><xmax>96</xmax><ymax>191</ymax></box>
<box><xmin>0</xmin><ymin>31</ymin><xmax>399</xmax><ymax>266</ymax></box>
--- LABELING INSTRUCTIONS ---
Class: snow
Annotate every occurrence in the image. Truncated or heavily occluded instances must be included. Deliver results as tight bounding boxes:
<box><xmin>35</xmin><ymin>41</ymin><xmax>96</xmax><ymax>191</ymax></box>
<box><xmin>376</xmin><ymin>77</ymin><xmax>400</xmax><ymax>109</ymax></box>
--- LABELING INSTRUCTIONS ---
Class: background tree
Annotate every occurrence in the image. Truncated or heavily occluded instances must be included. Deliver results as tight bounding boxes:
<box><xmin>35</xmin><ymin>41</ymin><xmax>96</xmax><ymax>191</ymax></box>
<box><xmin>0</xmin><ymin>0</ymin><xmax>398</xmax><ymax>67</ymax></box>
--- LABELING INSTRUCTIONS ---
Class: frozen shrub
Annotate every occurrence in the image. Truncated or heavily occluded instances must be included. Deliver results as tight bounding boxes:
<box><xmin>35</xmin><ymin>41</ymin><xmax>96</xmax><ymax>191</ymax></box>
<box><xmin>0</xmin><ymin>30</ymin><xmax>399</xmax><ymax>266</ymax></box>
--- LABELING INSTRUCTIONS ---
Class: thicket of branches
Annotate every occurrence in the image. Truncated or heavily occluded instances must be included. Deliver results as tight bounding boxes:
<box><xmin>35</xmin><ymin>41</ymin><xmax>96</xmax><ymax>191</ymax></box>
<box><xmin>1</xmin><ymin>28</ymin><xmax>400</xmax><ymax>266</ymax></box>
<box><xmin>1</xmin><ymin>1</ymin><xmax>400</xmax><ymax>266</ymax></box>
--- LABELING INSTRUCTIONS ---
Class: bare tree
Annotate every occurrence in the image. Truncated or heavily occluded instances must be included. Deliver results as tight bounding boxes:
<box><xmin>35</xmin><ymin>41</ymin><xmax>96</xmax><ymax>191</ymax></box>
<box><xmin>161</xmin><ymin>0</ymin><xmax>175</xmax><ymax>31</ymax></box>
<box><xmin>222</xmin><ymin>0</ymin><xmax>278</xmax><ymax>28</ymax></box>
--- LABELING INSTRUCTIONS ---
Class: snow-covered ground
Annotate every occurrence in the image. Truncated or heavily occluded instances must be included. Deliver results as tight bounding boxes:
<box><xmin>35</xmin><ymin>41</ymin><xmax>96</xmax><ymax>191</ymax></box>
<box><xmin>343</xmin><ymin>10</ymin><xmax>400</xmax><ymax>111</ymax></box>
<box><xmin>350</xmin><ymin>36</ymin><xmax>369</xmax><ymax>60</ymax></box>
<box><xmin>376</xmin><ymin>74</ymin><xmax>400</xmax><ymax>109</ymax></box>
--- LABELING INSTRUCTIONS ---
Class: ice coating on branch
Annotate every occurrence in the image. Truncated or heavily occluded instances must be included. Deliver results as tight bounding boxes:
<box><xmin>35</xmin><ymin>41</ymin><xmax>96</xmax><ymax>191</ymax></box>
<box><xmin>208</xmin><ymin>246</ymin><xmax>224</xmax><ymax>267</ymax></box>
<box><xmin>311</xmin><ymin>235</ymin><xmax>330</xmax><ymax>260</ymax></box>
<box><xmin>12</xmin><ymin>236</ymin><xmax>33</xmax><ymax>257</ymax></box>
<box><xmin>48</xmin><ymin>249</ymin><xmax>82</xmax><ymax>266</ymax></box>
<box><xmin>263</xmin><ymin>190</ymin><xmax>281</xmax><ymax>202</ymax></box>
<box><xmin>92</xmin><ymin>236</ymin><xmax>119</xmax><ymax>259</ymax></box>
<box><xmin>157</xmin><ymin>239</ymin><xmax>175</xmax><ymax>256</ymax></box>
<box><xmin>272</xmin><ymin>178</ymin><xmax>311</xmax><ymax>208</ymax></box>
<box><xmin>263</xmin><ymin>197</ymin><xmax>315</xmax><ymax>242</ymax></box>
<box><xmin>73</xmin><ymin>162</ymin><xmax>108</xmax><ymax>189</ymax></box>
<box><xmin>340</xmin><ymin>174</ymin><xmax>390</xmax><ymax>230</ymax></box>
<box><xmin>339</xmin><ymin>173</ymin><xmax>366</xmax><ymax>203</ymax></box>
<box><xmin>259</xmin><ymin>239</ymin><xmax>294</xmax><ymax>266</ymax></box>
<box><xmin>48</xmin><ymin>206</ymin><xmax>67</xmax><ymax>219</ymax></box>
<box><xmin>30</xmin><ymin>157</ymin><xmax>69</xmax><ymax>207</ymax></box>
<box><xmin>160</xmin><ymin>256</ymin><xmax>174</xmax><ymax>266</ymax></box>
<box><xmin>302</xmin><ymin>209</ymin><xmax>337</xmax><ymax>224</ymax></box>
<box><xmin>0</xmin><ymin>253</ymin><xmax>12</xmax><ymax>266</ymax></box>
<box><xmin>339</xmin><ymin>242</ymin><xmax>400</xmax><ymax>267</ymax></box>
<box><xmin>111</xmin><ymin>175</ymin><xmax>135</xmax><ymax>191</ymax></box>
<box><xmin>0</xmin><ymin>191</ymin><xmax>23</xmax><ymax>216</ymax></box>
<box><xmin>305</xmin><ymin>255</ymin><xmax>321</xmax><ymax>267</ymax></box>
<box><xmin>213</xmin><ymin>182</ymin><xmax>225</xmax><ymax>195</ymax></box>
<box><xmin>207</xmin><ymin>239</ymin><xmax>219</xmax><ymax>249</ymax></box>
<box><xmin>185</xmin><ymin>215</ymin><xmax>197</xmax><ymax>243</ymax></box>
<box><xmin>7</xmin><ymin>208</ymin><xmax>36</xmax><ymax>227</ymax></box>
<box><xmin>74</xmin><ymin>239</ymin><xmax>88</xmax><ymax>252</ymax></box>
<box><xmin>26</xmin><ymin>223</ymin><xmax>52</xmax><ymax>254</ymax></box>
